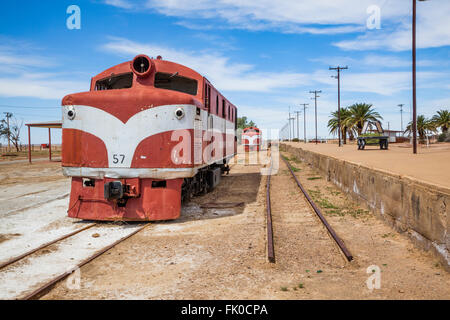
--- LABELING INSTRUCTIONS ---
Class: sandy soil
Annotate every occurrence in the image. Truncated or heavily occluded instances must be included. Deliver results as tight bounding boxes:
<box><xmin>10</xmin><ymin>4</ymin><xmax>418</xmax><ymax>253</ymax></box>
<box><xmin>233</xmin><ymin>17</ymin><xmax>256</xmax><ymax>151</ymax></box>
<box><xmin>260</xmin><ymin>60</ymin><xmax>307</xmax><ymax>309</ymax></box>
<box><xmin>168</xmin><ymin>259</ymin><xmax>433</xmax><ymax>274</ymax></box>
<box><xmin>0</xmin><ymin>161</ymin><xmax>69</xmax><ymax>217</ymax></box>
<box><xmin>40</xmin><ymin>150</ymin><xmax>450</xmax><ymax>300</ymax></box>
<box><xmin>0</xmin><ymin>160</ymin><xmax>66</xmax><ymax>186</ymax></box>
<box><xmin>284</xmin><ymin>142</ymin><xmax>450</xmax><ymax>189</ymax></box>
<box><xmin>0</xmin><ymin>150</ymin><xmax>61</xmax><ymax>162</ymax></box>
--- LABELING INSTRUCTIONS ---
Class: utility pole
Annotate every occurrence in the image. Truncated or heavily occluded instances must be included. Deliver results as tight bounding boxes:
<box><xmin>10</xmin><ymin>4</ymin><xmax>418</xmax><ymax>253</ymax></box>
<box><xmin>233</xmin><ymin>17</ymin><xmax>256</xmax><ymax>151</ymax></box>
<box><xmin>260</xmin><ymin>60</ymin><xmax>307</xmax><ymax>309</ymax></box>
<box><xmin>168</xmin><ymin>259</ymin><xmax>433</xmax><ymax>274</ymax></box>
<box><xmin>398</xmin><ymin>104</ymin><xmax>405</xmax><ymax>132</ymax></box>
<box><xmin>287</xmin><ymin>114</ymin><xmax>291</xmax><ymax>141</ymax></box>
<box><xmin>288</xmin><ymin>115</ymin><xmax>295</xmax><ymax>141</ymax></box>
<box><xmin>310</xmin><ymin>90</ymin><xmax>322</xmax><ymax>144</ymax></box>
<box><xmin>287</xmin><ymin>107</ymin><xmax>291</xmax><ymax>141</ymax></box>
<box><xmin>300</xmin><ymin>103</ymin><xmax>309</xmax><ymax>143</ymax></box>
<box><xmin>412</xmin><ymin>0</ymin><xmax>428</xmax><ymax>153</ymax></box>
<box><xmin>329</xmin><ymin>66</ymin><xmax>348</xmax><ymax>147</ymax></box>
<box><xmin>3</xmin><ymin>112</ymin><xmax>12</xmax><ymax>151</ymax></box>
<box><xmin>412</xmin><ymin>0</ymin><xmax>417</xmax><ymax>153</ymax></box>
<box><xmin>294</xmin><ymin>111</ymin><xmax>302</xmax><ymax>140</ymax></box>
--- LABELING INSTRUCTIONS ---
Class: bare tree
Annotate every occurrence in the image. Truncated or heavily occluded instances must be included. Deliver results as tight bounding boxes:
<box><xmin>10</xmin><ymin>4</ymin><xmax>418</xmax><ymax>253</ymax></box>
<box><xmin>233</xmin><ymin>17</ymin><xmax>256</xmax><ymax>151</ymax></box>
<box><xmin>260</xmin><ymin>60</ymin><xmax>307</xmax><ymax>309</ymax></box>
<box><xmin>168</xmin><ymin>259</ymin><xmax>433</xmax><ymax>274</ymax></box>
<box><xmin>1</xmin><ymin>114</ymin><xmax>23</xmax><ymax>152</ymax></box>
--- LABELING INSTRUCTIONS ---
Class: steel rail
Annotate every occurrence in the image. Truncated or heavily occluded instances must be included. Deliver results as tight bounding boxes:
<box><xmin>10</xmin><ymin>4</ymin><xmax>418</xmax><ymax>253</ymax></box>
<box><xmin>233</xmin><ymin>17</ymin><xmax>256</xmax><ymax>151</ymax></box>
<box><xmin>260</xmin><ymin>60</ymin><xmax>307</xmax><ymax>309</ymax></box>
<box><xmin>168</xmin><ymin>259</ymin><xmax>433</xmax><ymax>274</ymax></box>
<box><xmin>21</xmin><ymin>223</ymin><xmax>151</xmax><ymax>300</ymax></box>
<box><xmin>266</xmin><ymin>155</ymin><xmax>275</xmax><ymax>263</ymax></box>
<box><xmin>282</xmin><ymin>156</ymin><xmax>353</xmax><ymax>262</ymax></box>
<box><xmin>0</xmin><ymin>223</ymin><xmax>97</xmax><ymax>270</ymax></box>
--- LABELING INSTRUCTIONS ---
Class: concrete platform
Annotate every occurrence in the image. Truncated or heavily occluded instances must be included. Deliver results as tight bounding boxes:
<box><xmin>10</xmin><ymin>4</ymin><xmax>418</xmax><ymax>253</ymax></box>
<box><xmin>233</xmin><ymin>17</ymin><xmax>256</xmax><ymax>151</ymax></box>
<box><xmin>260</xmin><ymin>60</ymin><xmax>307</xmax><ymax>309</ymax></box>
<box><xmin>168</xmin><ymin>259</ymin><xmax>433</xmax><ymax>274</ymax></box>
<box><xmin>283</xmin><ymin>142</ymin><xmax>450</xmax><ymax>189</ymax></box>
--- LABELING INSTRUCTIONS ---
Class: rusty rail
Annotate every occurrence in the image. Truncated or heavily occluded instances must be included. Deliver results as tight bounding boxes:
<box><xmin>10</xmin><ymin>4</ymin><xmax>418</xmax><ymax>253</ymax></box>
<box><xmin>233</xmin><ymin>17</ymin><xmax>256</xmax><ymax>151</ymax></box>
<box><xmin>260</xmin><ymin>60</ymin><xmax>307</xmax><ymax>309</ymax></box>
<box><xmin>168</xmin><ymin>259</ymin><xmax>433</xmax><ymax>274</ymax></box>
<box><xmin>21</xmin><ymin>223</ymin><xmax>151</xmax><ymax>300</ymax></box>
<box><xmin>266</xmin><ymin>156</ymin><xmax>275</xmax><ymax>263</ymax></box>
<box><xmin>0</xmin><ymin>223</ymin><xmax>97</xmax><ymax>270</ymax></box>
<box><xmin>282</xmin><ymin>156</ymin><xmax>353</xmax><ymax>262</ymax></box>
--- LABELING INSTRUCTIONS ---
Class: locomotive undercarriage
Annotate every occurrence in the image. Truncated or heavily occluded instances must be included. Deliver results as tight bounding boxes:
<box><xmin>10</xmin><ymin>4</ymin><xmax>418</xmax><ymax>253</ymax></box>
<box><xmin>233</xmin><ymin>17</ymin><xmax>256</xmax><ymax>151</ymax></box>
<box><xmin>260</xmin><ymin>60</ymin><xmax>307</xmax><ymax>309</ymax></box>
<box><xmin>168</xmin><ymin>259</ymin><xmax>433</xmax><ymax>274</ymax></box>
<box><xmin>181</xmin><ymin>163</ymin><xmax>230</xmax><ymax>202</ymax></box>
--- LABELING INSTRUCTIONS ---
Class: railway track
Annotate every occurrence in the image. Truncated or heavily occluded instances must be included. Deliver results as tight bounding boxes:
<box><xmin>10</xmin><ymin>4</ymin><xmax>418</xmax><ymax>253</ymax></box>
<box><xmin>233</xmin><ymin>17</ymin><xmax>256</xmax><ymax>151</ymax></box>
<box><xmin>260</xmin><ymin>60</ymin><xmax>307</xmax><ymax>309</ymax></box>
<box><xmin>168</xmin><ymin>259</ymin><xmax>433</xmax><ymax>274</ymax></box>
<box><xmin>0</xmin><ymin>221</ymin><xmax>150</xmax><ymax>300</ymax></box>
<box><xmin>22</xmin><ymin>223</ymin><xmax>150</xmax><ymax>300</ymax></box>
<box><xmin>265</xmin><ymin>152</ymin><xmax>353</xmax><ymax>263</ymax></box>
<box><xmin>0</xmin><ymin>223</ymin><xmax>97</xmax><ymax>270</ymax></box>
<box><xmin>281</xmin><ymin>155</ymin><xmax>353</xmax><ymax>261</ymax></box>
<box><xmin>266</xmin><ymin>154</ymin><xmax>275</xmax><ymax>263</ymax></box>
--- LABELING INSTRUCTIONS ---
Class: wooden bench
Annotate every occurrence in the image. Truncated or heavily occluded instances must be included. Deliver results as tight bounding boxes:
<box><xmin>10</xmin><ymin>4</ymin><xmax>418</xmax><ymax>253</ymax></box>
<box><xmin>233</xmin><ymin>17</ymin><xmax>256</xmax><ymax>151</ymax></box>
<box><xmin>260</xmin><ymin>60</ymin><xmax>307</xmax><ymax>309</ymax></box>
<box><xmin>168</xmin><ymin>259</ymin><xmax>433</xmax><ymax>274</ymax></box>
<box><xmin>357</xmin><ymin>136</ymin><xmax>389</xmax><ymax>150</ymax></box>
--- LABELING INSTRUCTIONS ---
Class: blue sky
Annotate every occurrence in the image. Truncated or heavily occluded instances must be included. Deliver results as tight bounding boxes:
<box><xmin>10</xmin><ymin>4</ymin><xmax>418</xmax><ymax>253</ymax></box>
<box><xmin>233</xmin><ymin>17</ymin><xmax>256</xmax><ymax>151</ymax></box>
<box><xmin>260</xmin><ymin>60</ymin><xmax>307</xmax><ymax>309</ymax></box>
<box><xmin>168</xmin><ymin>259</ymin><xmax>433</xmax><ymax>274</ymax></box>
<box><xmin>0</xmin><ymin>0</ymin><xmax>449</xmax><ymax>143</ymax></box>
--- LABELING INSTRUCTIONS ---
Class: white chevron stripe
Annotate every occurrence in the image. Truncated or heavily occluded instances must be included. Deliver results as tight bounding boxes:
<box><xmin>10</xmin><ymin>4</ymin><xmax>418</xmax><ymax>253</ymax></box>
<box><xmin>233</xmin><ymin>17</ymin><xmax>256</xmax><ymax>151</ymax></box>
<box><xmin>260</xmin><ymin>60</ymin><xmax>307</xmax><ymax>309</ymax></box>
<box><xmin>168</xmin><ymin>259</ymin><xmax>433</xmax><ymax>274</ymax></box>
<box><xmin>63</xmin><ymin>104</ymin><xmax>196</xmax><ymax>167</ymax></box>
<box><xmin>62</xmin><ymin>104</ymin><xmax>236</xmax><ymax>169</ymax></box>
<box><xmin>242</xmin><ymin>135</ymin><xmax>261</xmax><ymax>146</ymax></box>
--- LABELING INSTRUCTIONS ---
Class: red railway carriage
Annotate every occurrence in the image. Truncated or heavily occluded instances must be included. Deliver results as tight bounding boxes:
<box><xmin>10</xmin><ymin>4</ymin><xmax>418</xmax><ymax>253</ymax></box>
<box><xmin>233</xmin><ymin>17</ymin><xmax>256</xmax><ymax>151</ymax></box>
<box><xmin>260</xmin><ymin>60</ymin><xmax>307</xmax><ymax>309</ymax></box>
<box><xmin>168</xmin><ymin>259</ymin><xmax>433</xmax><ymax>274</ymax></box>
<box><xmin>62</xmin><ymin>54</ymin><xmax>237</xmax><ymax>221</ymax></box>
<box><xmin>242</xmin><ymin>127</ymin><xmax>261</xmax><ymax>151</ymax></box>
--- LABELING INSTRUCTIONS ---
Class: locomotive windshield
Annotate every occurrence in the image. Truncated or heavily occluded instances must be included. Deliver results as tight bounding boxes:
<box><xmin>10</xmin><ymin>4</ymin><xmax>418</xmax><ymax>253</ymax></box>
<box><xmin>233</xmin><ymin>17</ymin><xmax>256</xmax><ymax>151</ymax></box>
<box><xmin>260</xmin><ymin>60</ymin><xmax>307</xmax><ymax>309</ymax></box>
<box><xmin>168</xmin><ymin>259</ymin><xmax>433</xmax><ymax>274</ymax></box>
<box><xmin>95</xmin><ymin>73</ymin><xmax>133</xmax><ymax>90</ymax></box>
<box><xmin>154</xmin><ymin>72</ymin><xmax>198</xmax><ymax>95</ymax></box>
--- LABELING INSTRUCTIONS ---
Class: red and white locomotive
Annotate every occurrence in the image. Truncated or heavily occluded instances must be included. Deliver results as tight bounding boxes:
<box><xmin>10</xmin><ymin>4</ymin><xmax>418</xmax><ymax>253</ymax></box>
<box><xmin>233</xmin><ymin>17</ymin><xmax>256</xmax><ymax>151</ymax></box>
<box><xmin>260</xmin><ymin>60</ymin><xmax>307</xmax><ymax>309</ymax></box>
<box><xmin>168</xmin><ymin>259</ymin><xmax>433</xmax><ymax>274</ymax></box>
<box><xmin>62</xmin><ymin>54</ymin><xmax>237</xmax><ymax>221</ymax></box>
<box><xmin>242</xmin><ymin>127</ymin><xmax>261</xmax><ymax>151</ymax></box>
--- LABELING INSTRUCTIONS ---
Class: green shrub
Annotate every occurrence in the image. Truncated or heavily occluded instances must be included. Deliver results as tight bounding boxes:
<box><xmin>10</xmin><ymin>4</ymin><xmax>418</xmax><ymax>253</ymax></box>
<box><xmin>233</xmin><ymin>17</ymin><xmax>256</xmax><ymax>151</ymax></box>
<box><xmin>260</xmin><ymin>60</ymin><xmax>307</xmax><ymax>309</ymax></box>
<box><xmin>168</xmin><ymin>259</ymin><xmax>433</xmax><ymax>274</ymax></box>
<box><xmin>438</xmin><ymin>132</ymin><xmax>450</xmax><ymax>142</ymax></box>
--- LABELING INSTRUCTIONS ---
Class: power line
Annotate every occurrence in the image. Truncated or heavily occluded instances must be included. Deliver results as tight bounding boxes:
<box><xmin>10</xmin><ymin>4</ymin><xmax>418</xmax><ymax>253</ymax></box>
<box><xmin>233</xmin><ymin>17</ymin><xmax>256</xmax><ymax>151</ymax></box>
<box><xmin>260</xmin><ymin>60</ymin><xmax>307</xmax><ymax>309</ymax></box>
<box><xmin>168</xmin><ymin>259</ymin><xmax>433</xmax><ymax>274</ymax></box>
<box><xmin>294</xmin><ymin>110</ymin><xmax>301</xmax><ymax>140</ymax></box>
<box><xmin>0</xmin><ymin>104</ymin><xmax>60</xmax><ymax>109</ymax></box>
<box><xmin>299</xmin><ymin>103</ymin><xmax>309</xmax><ymax>143</ymax></box>
<box><xmin>310</xmin><ymin>90</ymin><xmax>322</xmax><ymax>144</ymax></box>
<box><xmin>287</xmin><ymin>113</ymin><xmax>295</xmax><ymax>141</ymax></box>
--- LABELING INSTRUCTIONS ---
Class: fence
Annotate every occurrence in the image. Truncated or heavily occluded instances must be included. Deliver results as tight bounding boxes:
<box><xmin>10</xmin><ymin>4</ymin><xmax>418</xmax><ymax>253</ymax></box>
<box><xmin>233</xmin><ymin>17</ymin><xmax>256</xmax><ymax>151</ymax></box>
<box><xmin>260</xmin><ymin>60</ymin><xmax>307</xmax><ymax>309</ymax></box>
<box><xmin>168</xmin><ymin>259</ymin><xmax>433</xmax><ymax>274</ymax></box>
<box><xmin>0</xmin><ymin>144</ymin><xmax>62</xmax><ymax>153</ymax></box>
<box><xmin>280</xmin><ymin>123</ymin><xmax>290</xmax><ymax>141</ymax></box>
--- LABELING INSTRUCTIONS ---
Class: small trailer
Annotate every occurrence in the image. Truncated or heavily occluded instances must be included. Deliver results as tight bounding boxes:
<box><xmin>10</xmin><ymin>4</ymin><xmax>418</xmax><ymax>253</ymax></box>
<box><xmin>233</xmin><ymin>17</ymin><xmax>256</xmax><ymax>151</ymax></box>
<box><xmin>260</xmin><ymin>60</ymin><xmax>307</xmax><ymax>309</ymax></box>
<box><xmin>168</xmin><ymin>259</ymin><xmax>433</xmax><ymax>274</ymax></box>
<box><xmin>357</xmin><ymin>120</ymin><xmax>389</xmax><ymax>150</ymax></box>
<box><xmin>357</xmin><ymin>136</ymin><xmax>389</xmax><ymax>150</ymax></box>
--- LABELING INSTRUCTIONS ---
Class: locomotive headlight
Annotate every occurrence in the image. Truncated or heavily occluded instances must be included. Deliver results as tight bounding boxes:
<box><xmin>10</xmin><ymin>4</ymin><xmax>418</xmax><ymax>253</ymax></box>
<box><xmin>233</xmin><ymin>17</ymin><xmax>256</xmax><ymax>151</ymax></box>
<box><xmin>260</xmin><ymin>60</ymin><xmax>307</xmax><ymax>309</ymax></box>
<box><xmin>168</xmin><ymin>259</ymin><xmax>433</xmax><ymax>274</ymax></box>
<box><xmin>66</xmin><ymin>106</ymin><xmax>76</xmax><ymax>120</ymax></box>
<box><xmin>175</xmin><ymin>107</ymin><xmax>185</xmax><ymax>120</ymax></box>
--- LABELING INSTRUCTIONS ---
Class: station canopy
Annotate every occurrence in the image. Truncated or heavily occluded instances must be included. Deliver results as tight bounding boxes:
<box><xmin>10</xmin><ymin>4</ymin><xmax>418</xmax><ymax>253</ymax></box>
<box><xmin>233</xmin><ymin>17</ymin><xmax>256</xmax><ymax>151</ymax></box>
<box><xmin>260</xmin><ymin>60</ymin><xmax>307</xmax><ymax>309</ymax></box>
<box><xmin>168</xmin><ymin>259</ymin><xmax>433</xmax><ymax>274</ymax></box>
<box><xmin>25</xmin><ymin>120</ymin><xmax>62</xmax><ymax>163</ymax></box>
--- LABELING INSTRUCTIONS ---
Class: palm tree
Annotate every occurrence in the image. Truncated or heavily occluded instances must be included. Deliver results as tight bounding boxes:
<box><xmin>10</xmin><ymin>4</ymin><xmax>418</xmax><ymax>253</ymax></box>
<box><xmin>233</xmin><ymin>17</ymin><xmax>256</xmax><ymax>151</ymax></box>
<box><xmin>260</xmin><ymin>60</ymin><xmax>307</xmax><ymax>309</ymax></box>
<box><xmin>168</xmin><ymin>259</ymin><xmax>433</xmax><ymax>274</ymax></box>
<box><xmin>405</xmin><ymin>115</ymin><xmax>436</xmax><ymax>142</ymax></box>
<box><xmin>327</xmin><ymin>107</ymin><xmax>352</xmax><ymax>144</ymax></box>
<box><xmin>346</xmin><ymin>103</ymin><xmax>383</xmax><ymax>136</ymax></box>
<box><xmin>431</xmin><ymin>109</ymin><xmax>450</xmax><ymax>133</ymax></box>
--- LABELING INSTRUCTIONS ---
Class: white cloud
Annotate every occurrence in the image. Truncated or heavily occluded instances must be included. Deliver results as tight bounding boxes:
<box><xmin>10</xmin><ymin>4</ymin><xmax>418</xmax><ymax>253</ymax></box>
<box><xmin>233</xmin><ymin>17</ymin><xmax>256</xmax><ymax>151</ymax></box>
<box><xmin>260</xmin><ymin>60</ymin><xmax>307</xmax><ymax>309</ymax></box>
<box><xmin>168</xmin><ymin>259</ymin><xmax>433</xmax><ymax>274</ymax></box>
<box><xmin>146</xmin><ymin>0</ymin><xmax>403</xmax><ymax>26</ymax></box>
<box><xmin>102</xmin><ymin>1</ymin><xmax>450</xmax><ymax>49</ymax></box>
<box><xmin>102</xmin><ymin>37</ymin><xmax>448</xmax><ymax>96</ymax></box>
<box><xmin>101</xmin><ymin>0</ymin><xmax>408</xmax><ymax>35</ymax></box>
<box><xmin>103</xmin><ymin>0</ymin><xmax>133</xmax><ymax>9</ymax></box>
<box><xmin>0</xmin><ymin>44</ymin><xmax>86</xmax><ymax>100</ymax></box>
<box><xmin>311</xmin><ymin>69</ymin><xmax>446</xmax><ymax>96</ymax></box>
<box><xmin>101</xmin><ymin>37</ymin><xmax>309</xmax><ymax>92</ymax></box>
<box><xmin>334</xmin><ymin>1</ymin><xmax>450</xmax><ymax>51</ymax></box>
<box><xmin>0</xmin><ymin>46</ymin><xmax>55</xmax><ymax>70</ymax></box>
<box><xmin>0</xmin><ymin>76</ymin><xmax>86</xmax><ymax>100</ymax></box>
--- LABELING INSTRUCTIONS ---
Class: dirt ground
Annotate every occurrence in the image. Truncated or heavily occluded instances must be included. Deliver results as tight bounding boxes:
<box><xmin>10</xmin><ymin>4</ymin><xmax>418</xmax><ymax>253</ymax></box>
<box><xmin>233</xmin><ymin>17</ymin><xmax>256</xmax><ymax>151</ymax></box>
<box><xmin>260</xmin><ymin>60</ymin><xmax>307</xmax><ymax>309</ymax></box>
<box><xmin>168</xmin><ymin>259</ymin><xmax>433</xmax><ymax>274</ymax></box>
<box><xmin>0</xmin><ymin>160</ymin><xmax>65</xmax><ymax>186</ymax></box>
<box><xmin>38</xmin><ymin>150</ymin><xmax>449</xmax><ymax>300</ymax></box>
<box><xmin>0</xmin><ymin>150</ymin><xmax>61</xmax><ymax>162</ymax></box>
<box><xmin>285</xmin><ymin>142</ymin><xmax>450</xmax><ymax>189</ymax></box>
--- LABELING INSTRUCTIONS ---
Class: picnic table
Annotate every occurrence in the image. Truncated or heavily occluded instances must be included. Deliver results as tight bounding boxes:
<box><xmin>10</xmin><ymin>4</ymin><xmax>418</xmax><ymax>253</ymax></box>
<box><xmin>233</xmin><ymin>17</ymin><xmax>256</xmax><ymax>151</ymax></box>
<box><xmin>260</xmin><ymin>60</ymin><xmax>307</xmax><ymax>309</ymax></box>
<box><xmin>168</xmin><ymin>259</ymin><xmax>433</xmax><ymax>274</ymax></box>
<box><xmin>357</xmin><ymin>136</ymin><xmax>389</xmax><ymax>150</ymax></box>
